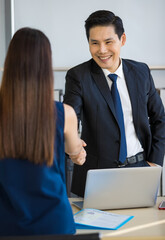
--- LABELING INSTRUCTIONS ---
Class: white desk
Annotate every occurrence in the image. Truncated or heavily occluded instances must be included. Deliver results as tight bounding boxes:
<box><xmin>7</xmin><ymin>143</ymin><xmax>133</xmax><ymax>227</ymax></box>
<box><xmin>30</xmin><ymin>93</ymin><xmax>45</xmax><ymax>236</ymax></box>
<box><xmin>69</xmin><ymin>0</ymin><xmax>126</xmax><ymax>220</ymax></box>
<box><xmin>70</xmin><ymin>197</ymin><xmax>165</xmax><ymax>239</ymax></box>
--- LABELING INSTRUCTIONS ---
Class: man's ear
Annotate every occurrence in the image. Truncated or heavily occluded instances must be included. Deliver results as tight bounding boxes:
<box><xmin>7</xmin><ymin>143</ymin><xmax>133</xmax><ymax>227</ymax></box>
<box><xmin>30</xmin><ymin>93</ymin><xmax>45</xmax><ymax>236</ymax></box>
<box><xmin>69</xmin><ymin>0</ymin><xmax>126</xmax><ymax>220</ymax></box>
<box><xmin>121</xmin><ymin>33</ymin><xmax>126</xmax><ymax>46</ymax></box>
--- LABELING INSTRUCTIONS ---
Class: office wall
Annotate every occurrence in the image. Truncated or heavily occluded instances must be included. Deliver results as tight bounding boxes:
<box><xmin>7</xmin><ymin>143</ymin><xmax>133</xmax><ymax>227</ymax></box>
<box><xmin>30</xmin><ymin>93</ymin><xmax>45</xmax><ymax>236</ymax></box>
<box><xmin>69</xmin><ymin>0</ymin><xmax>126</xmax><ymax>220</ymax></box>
<box><xmin>13</xmin><ymin>0</ymin><xmax>165</xmax><ymax>67</ymax></box>
<box><xmin>0</xmin><ymin>0</ymin><xmax>5</xmax><ymax>66</ymax></box>
<box><xmin>11</xmin><ymin>0</ymin><xmax>165</xmax><ymax>91</ymax></box>
<box><xmin>0</xmin><ymin>0</ymin><xmax>6</xmax><ymax>80</ymax></box>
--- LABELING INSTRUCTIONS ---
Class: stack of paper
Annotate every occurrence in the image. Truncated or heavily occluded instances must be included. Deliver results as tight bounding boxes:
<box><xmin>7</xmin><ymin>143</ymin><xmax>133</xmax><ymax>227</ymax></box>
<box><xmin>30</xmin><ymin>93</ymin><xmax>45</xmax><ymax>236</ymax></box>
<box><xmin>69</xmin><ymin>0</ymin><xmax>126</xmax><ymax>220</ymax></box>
<box><xmin>74</xmin><ymin>208</ymin><xmax>134</xmax><ymax>230</ymax></box>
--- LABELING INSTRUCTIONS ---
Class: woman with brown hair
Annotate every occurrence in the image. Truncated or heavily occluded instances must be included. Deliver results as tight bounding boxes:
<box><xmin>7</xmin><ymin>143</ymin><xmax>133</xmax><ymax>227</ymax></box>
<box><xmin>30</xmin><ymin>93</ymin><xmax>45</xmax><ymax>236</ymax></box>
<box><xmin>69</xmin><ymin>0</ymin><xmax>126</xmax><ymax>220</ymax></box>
<box><xmin>0</xmin><ymin>27</ymin><xmax>86</xmax><ymax>236</ymax></box>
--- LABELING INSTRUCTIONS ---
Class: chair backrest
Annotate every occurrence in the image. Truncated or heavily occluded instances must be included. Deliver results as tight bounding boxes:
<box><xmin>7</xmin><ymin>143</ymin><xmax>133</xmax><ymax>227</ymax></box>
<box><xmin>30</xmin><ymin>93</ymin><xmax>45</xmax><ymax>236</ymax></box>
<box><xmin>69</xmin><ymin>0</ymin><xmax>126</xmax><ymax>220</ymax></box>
<box><xmin>0</xmin><ymin>233</ymin><xmax>100</xmax><ymax>240</ymax></box>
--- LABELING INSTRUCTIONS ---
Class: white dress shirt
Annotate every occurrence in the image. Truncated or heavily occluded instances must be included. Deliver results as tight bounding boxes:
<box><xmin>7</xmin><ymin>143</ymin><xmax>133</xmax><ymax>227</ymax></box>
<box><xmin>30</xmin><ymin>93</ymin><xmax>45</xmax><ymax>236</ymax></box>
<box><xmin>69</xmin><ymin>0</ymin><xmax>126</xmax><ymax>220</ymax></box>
<box><xmin>102</xmin><ymin>60</ymin><xmax>144</xmax><ymax>158</ymax></box>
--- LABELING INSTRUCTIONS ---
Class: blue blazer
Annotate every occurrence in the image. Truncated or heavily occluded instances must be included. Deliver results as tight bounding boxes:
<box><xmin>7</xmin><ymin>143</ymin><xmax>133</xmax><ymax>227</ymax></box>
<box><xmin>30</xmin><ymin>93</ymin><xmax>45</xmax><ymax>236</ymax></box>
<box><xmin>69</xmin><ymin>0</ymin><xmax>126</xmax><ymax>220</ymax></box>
<box><xmin>64</xmin><ymin>58</ymin><xmax>165</xmax><ymax>197</ymax></box>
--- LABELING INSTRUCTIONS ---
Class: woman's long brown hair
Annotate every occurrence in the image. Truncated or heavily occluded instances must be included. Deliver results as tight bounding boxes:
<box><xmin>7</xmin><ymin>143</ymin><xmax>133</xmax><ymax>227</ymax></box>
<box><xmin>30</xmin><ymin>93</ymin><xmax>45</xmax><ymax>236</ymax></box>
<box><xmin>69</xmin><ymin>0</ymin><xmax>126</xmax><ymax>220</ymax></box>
<box><xmin>0</xmin><ymin>28</ymin><xmax>55</xmax><ymax>166</ymax></box>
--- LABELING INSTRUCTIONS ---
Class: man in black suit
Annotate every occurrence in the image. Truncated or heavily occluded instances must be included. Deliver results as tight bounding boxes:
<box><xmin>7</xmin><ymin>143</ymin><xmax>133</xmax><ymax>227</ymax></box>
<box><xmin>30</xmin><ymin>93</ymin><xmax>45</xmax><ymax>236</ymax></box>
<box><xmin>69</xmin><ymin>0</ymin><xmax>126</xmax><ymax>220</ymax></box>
<box><xmin>64</xmin><ymin>10</ymin><xmax>165</xmax><ymax>197</ymax></box>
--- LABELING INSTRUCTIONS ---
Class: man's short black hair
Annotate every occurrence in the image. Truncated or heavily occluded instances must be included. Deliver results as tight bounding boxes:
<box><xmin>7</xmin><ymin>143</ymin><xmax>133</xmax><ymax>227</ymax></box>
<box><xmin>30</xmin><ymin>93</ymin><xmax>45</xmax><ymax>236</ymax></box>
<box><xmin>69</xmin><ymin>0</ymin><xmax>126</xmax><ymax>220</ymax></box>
<box><xmin>85</xmin><ymin>10</ymin><xmax>125</xmax><ymax>40</ymax></box>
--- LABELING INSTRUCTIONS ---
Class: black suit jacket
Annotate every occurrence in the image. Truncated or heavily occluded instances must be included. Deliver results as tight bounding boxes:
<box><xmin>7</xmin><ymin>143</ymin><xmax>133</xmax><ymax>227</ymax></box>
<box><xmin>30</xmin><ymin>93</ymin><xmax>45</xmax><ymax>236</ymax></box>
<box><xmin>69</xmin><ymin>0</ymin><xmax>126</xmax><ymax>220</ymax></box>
<box><xmin>64</xmin><ymin>58</ymin><xmax>165</xmax><ymax>197</ymax></box>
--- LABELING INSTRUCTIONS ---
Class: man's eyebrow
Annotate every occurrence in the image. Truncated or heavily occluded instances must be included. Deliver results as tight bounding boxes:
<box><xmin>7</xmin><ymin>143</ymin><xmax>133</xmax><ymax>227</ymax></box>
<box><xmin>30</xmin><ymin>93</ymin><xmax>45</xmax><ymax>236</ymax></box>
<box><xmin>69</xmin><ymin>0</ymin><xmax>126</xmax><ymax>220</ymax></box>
<box><xmin>90</xmin><ymin>39</ymin><xmax>98</xmax><ymax>42</ymax></box>
<box><xmin>104</xmin><ymin>38</ymin><xmax>114</xmax><ymax>41</ymax></box>
<box><xmin>90</xmin><ymin>38</ymin><xmax>114</xmax><ymax>42</ymax></box>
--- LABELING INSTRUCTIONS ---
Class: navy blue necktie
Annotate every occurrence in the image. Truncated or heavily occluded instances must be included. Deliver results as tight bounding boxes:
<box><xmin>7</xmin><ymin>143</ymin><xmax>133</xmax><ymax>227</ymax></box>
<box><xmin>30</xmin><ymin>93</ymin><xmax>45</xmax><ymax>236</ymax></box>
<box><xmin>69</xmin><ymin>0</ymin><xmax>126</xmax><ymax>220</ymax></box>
<box><xmin>108</xmin><ymin>74</ymin><xmax>127</xmax><ymax>164</ymax></box>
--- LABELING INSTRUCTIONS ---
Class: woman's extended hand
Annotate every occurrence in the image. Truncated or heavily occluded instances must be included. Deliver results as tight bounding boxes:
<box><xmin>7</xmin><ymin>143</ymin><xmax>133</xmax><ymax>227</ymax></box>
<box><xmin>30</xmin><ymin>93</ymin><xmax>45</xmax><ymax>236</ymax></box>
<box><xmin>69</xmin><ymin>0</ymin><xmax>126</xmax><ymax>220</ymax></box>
<box><xmin>69</xmin><ymin>140</ymin><xmax>87</xmax><ymax>165</ymax></box>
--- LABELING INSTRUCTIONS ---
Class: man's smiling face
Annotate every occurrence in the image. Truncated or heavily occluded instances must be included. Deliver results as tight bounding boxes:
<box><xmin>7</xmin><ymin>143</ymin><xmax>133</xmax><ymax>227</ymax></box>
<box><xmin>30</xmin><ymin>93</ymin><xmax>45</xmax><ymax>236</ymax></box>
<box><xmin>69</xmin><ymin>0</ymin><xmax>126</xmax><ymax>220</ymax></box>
<box><xmin>89</xmin><ymin>25</ymin><xmax>126</xmax><ymax>73</ymax></box>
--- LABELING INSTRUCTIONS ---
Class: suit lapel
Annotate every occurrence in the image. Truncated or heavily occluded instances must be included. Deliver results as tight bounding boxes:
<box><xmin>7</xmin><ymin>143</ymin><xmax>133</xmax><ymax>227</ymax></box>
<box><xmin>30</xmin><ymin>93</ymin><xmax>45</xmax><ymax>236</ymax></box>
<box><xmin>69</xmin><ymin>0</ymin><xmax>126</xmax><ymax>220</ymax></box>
<box><xmin>122</xmin><ymin>60</ymin><xmax>139</xmax><ymax>128</ymax></box>
<box><xmin>91</xmin><ymin>60</ymin><xmax>117</xmax><ymax>120</ymax></box>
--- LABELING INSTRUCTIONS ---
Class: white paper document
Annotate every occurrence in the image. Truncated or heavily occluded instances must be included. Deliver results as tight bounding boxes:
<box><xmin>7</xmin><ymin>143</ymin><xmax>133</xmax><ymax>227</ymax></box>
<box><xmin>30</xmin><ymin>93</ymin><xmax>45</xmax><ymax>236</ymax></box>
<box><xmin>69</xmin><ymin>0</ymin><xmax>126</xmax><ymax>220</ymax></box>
<box><xmin>74</xmin><ymin>208</ymin><xmax>134</xmax><ymax>230</ymax></box>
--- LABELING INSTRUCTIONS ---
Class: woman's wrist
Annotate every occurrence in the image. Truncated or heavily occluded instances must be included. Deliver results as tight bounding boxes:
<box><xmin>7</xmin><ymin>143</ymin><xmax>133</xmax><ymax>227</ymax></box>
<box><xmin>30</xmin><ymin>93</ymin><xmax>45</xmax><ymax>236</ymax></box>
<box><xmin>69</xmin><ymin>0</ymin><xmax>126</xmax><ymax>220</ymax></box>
<box><xmin>67</xmin><ymin>147</ymin><xmax>83</xmax><ymax>157</ymax></box>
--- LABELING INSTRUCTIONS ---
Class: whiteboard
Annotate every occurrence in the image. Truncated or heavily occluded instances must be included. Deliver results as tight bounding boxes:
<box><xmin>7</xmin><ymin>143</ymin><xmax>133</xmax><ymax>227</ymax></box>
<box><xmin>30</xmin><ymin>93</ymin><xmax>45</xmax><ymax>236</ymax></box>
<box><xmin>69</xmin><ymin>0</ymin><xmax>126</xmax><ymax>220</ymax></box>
<box><xmin>13</xmin><ymin>0</ymin><xmax>165</xmax><ymax>68</ymax></box>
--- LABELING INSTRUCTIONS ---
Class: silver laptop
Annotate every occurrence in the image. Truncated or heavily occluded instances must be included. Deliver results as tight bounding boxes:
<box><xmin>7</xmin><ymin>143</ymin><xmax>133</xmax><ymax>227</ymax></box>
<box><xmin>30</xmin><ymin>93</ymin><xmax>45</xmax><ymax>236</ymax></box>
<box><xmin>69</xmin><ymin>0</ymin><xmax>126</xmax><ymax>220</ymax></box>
<box><xmin>72</xmin><ymin>166</ymin><xmax>162</xmax><ymax>210</ymax></box>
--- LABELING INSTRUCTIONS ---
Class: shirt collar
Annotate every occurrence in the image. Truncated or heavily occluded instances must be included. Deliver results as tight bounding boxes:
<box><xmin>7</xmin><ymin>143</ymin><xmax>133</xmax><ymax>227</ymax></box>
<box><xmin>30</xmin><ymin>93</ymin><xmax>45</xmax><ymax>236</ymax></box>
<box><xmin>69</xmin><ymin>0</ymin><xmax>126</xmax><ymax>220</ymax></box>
<box><xmin>102</xmin><ymin>59</ymin><xmax>124</xmax><ymax>79</ymax></box>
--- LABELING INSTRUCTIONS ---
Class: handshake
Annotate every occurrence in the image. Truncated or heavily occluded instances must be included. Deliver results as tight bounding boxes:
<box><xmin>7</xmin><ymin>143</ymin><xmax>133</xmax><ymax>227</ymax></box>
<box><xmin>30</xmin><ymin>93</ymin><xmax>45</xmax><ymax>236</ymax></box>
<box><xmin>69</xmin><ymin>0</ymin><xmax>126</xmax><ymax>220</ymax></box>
<box><xmin>68</xmin><ymin>140</ymin><xmax>87</xmax><ymax>166</ymax></box>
